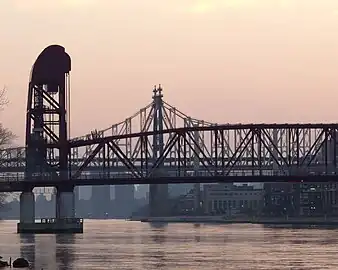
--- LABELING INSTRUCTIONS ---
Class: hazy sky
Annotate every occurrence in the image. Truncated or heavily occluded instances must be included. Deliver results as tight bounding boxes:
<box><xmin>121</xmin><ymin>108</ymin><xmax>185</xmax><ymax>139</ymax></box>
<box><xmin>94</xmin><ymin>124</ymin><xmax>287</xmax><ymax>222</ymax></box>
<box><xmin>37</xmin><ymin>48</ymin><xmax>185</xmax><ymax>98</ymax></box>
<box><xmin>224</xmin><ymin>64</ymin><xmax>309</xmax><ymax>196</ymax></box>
<box><xmin>1</xmin><ymin>0</ymin><xmax>338</xmax><ymax>144</ymax></box>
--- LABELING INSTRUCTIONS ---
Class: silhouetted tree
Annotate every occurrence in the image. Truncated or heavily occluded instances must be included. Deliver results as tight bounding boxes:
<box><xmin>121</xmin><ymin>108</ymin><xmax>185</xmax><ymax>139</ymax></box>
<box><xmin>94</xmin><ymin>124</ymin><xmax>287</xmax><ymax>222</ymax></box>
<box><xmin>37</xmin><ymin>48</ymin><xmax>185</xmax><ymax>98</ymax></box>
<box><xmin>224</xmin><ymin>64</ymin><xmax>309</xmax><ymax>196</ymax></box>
<box><xmin>0</xmin><ymin>86</ymin><xmax>16</xmax><ymax>209</ymax></box>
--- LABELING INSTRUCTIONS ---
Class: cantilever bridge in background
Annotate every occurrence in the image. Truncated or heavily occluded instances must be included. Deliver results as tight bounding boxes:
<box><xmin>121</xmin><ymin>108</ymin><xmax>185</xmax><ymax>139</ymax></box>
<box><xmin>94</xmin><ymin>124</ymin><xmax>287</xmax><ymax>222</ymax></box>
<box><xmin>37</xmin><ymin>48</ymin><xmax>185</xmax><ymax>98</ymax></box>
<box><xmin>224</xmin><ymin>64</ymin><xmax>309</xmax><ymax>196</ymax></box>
<box><xmin>1</xmin><ymin>44</ymin><xmax>338</xmax><ymax>222</ymax></box>
<box><xmin>2</xmin><ymin>93</ymin><xmax>338</xmax><ymax>190</ymax></box>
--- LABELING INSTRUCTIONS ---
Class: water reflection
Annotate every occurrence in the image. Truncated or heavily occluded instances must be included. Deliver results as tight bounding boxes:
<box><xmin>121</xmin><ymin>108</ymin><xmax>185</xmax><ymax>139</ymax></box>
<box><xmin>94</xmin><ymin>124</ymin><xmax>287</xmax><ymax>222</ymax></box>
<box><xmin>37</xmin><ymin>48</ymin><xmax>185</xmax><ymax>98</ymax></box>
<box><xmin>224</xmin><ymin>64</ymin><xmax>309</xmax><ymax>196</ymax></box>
<box><xmin>194</xmin><ymin>224</ymin><xmax>201</xmax><ymax>243</ymax></box>
<box><xmin>2</xmin><ymin>221</ymin><xmax>338</xmax><ymax>270</ymax></box>
<box><xmin>18</xmin><ymin>233</ymin><xmax>75</xmax><ymax>270</ymax></box>
<box><xmin>142</xmin><ymin>223</ymin><xmax>167</xmax><ymax>269</ymax></box>
<box><xmin>34</xmin><ymin>235</ymin><xmax>56</xmax><ymax>269</ymax></box>
<box><xmin>19</xmin><ymin>234</ymin><xmax>35</xmax><ymax>267</ymax></box>
<box><xmin>149</xmin><ymin>222</ymin><xmax>168</xmax><ymax>229</ymax></box>
<box><xmin>56</xmin><ymin>234</ymin><xmax>75</xmax><ymax>270</ymax></box>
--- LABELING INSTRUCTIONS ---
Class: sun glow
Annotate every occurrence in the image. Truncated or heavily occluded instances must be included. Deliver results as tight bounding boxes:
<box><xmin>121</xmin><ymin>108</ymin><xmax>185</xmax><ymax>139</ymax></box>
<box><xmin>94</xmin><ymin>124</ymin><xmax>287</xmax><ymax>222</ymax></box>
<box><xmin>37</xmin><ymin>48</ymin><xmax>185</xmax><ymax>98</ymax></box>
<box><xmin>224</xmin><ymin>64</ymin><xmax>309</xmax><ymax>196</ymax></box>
<box><xmin>188</xmin><ymin>0</ymin><xmax>297</xmax><ymax>14</ymax></box>
<box><xmin>59</xmin><ymin>0</ymin><xmax>94</xmax><ymax>8</ymax></box>
<box><xmin>189</xmin><ymin>0</ymin><xmax>256</xmax><ymax>13</ymax></box>
<box><xmin>12</xmin><ymin>0</ymin><xmax>94</xmax><ymax>11</ymax></box>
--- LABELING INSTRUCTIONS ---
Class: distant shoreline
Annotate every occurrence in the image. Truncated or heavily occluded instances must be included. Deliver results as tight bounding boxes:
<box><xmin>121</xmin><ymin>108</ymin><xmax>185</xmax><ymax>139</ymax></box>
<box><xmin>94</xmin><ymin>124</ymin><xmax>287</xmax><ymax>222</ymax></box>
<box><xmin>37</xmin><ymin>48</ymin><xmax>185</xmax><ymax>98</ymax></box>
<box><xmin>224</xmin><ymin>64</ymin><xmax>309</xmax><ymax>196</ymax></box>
<box><xmin>130</xmin><ymin>216</ymin><xmax>338</xmax><ymax>226</ymax></box>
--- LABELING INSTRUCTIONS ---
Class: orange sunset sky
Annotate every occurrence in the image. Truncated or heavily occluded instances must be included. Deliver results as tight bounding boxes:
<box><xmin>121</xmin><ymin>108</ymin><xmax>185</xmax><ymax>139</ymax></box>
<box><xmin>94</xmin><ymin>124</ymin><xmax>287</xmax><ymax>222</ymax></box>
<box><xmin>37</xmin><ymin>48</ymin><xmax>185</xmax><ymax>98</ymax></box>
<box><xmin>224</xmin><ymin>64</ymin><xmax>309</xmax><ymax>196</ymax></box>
<box><xmin>1</xmin><ymin>0</ymin><xmax>338</xmax><ymax>144</ymax></box>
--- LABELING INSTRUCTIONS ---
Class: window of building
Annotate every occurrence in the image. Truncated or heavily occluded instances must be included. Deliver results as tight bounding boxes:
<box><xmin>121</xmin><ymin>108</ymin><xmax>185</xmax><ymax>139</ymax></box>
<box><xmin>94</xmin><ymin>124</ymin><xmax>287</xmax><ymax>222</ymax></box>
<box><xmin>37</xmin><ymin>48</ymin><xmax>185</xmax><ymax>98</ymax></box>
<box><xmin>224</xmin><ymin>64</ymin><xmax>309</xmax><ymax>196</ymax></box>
<box><xmin>253</xmin><ymin>200</ymin><xmax>257</xmax><ymax>208</ymax></box>
<box><xmin>218</xmin><ymin>200</ymin><xmax>222</xmax><ymax>210</ymax></box>
<box><xmin>208</xmin><ymin>201</ymin><xmax>212</xmax><ymax>213</ymax></box>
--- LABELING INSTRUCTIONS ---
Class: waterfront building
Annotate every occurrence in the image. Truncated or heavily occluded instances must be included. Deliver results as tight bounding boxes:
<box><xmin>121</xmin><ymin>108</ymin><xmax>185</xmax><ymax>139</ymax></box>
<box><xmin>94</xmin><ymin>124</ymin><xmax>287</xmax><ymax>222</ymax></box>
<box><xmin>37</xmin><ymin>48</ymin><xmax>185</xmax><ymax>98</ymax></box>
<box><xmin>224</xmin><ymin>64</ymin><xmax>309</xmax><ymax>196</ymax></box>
<box><xmin>264</xmin><ymin>182</ymin><xmax>338</xmax><ymax>216</ymax></box>
<box><xmin>298</xmin><ymin>182</ymin><xmax>338</xmax><ymax>216</ymax></box>
<box><xmin>202</xmin><ymin>183</ymin><xmax>264</xmax><ymax>216</ymax></box>
<box><xmin>263</xmin><ymin>183</ymin><xmax>299</xmax><ymax>216</ymax></box>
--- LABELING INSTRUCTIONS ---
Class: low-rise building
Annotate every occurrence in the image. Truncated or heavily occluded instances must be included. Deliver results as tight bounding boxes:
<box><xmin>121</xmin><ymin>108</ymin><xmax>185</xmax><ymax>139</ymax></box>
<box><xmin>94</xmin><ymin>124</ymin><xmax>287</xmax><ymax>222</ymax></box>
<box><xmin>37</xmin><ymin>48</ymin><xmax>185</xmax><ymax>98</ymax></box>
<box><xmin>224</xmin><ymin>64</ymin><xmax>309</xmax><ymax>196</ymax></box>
<box><xmin>202</xmin><ymin>183</ymin><xmax>264</xmax><ymax>216</ymax></box>
<box><xmin>170</xmin><ymin>191</ymin><xmax>196</xmax><ymax>216</ymax></box>
<box><xmin>299</xmin><ymin>182</ymin><xmax>338</xmax><ymax>216</ymax></box>
<box><xmin>263</xmin><ymin>183</ymin><xmax>299</xmax><ymax>216</ymax></box>
<box><xmin>264</xmin><ymin>182</ymin><xmax>338</xmax><ymax>216</ymax></box>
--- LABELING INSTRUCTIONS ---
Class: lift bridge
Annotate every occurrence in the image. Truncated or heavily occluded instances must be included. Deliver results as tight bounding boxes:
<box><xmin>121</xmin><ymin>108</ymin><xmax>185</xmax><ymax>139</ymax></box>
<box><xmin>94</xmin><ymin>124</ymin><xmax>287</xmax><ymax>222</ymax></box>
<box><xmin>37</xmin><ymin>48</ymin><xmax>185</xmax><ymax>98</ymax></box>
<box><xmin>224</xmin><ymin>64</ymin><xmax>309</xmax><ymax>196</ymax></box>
<box><xmin>1</xmin><ymin>45</ymin><xmax>338</xmax><ymax>226</ymax></box>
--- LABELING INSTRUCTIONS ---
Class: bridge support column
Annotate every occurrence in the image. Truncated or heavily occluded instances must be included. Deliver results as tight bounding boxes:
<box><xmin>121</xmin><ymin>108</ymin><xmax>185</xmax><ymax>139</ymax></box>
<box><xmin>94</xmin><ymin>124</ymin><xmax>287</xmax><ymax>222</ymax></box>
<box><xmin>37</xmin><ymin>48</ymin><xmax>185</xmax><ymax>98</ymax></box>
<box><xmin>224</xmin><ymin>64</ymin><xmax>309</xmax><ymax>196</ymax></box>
<box><xmin>56</xmin><ymin>186</ymin><xmax>75</xmax><ymax>219</ymax></box>
<box><xmin>193</xmin><ymin>127</ymin><xmax>201</xmax><ymax>214</ymax></box>
<box><xmin>149</xmin><ymin>85</ymin><xmax>168</xmax><ymax>217</ymax></box>
<box><xmin>20</xmin><ymin>191</ymin><xmax>35</xmax><ymax>223</ymax></box>
<box><xmin>149</xmin><ymin>184</ymin><xmax>168</xmax><ymax>217</ymax></box>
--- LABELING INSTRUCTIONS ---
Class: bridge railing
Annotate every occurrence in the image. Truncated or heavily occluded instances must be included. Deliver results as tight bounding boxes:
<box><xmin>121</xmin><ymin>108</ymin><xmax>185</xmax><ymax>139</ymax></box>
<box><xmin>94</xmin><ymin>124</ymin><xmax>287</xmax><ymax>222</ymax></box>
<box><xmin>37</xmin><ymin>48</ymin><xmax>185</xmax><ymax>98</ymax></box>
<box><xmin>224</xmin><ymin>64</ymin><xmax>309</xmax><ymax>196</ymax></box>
<box><xmin>39</xmin><ymin>218</ymin><xmax>83</xmax><ymax>224</ymax></box>
<box><xmin>0</xmin><ymin>165</ymin><xmax>337</xmax><ymax>183</ymax></box>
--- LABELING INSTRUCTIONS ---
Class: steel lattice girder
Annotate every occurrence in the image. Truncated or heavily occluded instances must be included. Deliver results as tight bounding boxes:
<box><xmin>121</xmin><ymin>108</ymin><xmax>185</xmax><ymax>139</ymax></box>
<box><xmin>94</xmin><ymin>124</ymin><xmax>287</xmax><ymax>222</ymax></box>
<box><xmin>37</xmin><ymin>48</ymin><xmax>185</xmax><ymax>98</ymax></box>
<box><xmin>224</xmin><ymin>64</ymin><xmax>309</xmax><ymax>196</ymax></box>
<box><xmin>69</xmin><ymin>124</ymin><xmax>338</xmax><ymax>180</ymax></box>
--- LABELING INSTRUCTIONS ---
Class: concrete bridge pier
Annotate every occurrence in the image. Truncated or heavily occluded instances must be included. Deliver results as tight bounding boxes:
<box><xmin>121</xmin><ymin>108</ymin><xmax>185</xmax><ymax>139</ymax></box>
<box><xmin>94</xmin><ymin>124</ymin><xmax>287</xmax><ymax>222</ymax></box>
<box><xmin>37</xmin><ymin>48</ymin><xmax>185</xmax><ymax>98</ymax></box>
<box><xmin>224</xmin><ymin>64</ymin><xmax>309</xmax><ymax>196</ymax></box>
<box><xmin>18</xmin><ymin>185</ymin><xmax>82</xmax><ymax>233</ymax></box>
<box><xmin>149</xmin><ymin>183</ymin><xmax>168</xmax><ymax>217</ymax></box>
<box><xmin>56</xmin><ymin>186</ymin><xmax>75</xmax><ymax>219</ymax></box>
<box><xmin>19</xmin><ymin>190</ymin><xmax>35</xmax><ymax>224</ymax></box>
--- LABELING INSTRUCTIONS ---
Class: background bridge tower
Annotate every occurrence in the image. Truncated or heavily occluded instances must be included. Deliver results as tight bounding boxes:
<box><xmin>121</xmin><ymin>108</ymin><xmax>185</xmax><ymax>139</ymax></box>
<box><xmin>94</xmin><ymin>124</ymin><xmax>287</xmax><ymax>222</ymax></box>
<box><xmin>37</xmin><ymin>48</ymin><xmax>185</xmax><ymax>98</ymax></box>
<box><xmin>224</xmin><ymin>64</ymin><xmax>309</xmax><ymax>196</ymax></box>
<box><xmin>149</xmin><ymin>85</ymin><xmax>168</xmax><ymax>216</ymax></box>
<box><xmin>68</xmin><ymin>84</ymin><xmax>214</xmax><ymax>218</ymax></box>
<box><xmin>22</xmin><ymin>45</ymin><xmax>72</xmax><ymax>225</ymax></box>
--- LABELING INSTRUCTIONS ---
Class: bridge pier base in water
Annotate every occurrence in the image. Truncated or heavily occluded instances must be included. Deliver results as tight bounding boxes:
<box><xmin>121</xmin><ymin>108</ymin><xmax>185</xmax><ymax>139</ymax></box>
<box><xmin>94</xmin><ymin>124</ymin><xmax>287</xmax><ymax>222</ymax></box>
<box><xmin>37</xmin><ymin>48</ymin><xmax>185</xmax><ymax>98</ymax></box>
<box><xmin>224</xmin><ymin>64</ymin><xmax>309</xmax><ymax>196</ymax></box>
<box><xmin>19</xmin><ymin>191</ymin><xmax>35</xmax><ymax>224</ymax></box>
<box><xmin>17</xmin><ymin>186</ymin><xmax>83</xmax><ymax>234</ymax></box>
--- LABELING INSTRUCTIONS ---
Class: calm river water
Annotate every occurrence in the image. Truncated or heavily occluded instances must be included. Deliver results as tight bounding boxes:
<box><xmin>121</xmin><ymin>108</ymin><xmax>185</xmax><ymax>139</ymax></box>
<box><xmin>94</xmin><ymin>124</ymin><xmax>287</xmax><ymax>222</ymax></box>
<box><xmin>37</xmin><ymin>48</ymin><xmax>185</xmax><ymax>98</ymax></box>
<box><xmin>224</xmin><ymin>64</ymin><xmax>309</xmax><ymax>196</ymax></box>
<box><xmin>1</xmin><ymin>220</ymin><xmax>338</xmax><ymax>269</ymax></box>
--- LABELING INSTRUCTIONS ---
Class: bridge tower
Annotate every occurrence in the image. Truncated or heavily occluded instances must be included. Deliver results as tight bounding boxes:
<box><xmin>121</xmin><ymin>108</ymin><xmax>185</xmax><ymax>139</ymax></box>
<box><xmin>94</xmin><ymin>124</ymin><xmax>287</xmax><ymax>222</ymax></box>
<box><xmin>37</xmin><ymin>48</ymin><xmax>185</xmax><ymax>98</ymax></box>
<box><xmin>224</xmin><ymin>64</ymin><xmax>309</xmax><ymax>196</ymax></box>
<box><xmin>22</xmin><ymin>45</ymin><xmax>73</xmax><ymax>225</ymax></box>
<box><xmin>149</xmin><ymin>85</ymin><xmax>168</xmax><ymax>216</ymax></box>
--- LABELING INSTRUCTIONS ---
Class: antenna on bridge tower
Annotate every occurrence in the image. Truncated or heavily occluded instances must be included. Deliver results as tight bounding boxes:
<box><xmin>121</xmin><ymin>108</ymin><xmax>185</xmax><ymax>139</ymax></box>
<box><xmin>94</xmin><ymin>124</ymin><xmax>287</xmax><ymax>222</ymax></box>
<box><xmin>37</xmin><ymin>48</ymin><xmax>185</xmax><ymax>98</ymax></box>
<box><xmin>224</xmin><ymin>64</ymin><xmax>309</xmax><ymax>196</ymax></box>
<box><xmin>153</xmin><ymin>84</ymin><xmax>157</xmax><ymax>96</ymax></box>
<box><xmin>152</xmin><ymin>84</ymin><xmax>164</xmax><ymax>158</ymax></box>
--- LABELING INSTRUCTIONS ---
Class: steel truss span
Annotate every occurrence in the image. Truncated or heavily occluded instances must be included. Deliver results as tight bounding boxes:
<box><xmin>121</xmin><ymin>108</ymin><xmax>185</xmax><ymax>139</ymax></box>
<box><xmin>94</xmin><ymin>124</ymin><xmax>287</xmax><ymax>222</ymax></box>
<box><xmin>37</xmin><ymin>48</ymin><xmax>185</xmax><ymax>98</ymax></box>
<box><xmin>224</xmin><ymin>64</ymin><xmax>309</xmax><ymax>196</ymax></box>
<box><xmin>68</xmin><ymin>124</ymin><xmax>338</xmax><ymax>180</ymax></box>
<box><xmin>3</xmin><ymin>123</ymin><xmax>338</xmax><ymax>186</ymax></box>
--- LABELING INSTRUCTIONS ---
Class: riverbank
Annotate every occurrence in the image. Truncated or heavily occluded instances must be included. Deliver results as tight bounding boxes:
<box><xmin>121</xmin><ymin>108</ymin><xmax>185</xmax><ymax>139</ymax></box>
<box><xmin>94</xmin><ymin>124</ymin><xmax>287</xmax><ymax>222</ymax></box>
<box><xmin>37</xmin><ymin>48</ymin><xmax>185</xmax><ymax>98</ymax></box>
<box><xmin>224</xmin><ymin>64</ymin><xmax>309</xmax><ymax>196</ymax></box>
<box><xmin>130</xmin><ymin>216</ymin><xmax>338</xmax><ymax>226</ymax></box>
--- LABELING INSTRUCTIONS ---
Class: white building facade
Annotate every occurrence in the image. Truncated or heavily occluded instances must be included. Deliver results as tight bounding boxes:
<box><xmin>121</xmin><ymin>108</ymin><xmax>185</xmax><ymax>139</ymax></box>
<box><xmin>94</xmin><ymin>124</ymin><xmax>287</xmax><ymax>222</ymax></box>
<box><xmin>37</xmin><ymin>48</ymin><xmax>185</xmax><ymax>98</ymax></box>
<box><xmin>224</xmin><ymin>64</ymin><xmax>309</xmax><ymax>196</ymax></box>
<box><xmin>203</xmin><ymin>183</ymin><xmax>264</xmax><ymax>216</ymax></box>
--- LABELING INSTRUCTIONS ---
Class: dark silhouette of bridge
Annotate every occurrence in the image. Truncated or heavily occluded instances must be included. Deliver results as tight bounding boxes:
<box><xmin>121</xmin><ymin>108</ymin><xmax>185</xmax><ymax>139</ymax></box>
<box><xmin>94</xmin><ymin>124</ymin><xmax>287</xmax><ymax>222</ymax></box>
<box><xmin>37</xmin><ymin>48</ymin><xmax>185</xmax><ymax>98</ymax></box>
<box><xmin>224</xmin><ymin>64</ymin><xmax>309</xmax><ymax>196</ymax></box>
<box><xmin>1</xmin><ymin>45</ymin><xmax>338</xmax><ymax>222</ymax></box>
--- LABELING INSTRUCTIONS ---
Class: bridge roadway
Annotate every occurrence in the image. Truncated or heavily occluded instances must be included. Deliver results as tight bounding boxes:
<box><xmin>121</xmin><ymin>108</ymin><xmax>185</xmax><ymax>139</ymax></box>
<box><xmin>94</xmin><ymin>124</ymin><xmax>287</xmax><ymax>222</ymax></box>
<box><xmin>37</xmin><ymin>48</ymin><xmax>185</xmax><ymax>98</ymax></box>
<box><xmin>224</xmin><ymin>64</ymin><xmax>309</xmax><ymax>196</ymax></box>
<box><xmin>0</xmin><ymin>151</ymin><xmax>328</xmax><ymax>171</ymax></box>
<box><xmin>0</xmin><ymin>156</ymin><xmax>318</xmax><ymax>172</ymax></box>
<box><xmin>0</xmin><ymin>163</ymin><xmax>333</xmax><ymax>174</ymax></box>
<box><xmin>0</xmin><ymin>166</ymin><xmax>337</xmax><ymax>192</ymax></box>
<box><xmin>0</xmin><ymin>161</ymin><xmax>326</xmax><ymax>174</ymax></box>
